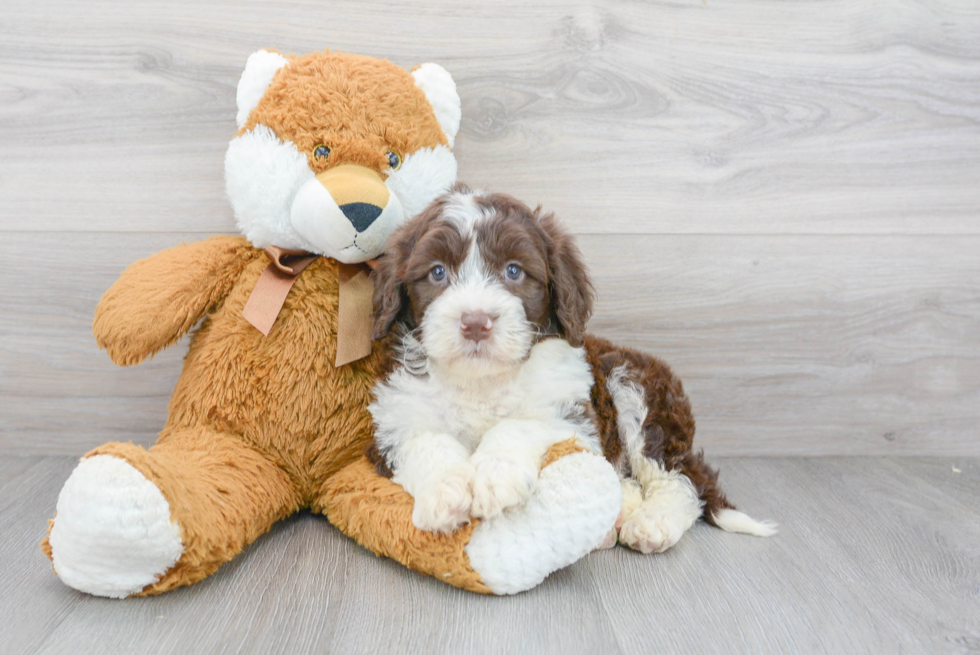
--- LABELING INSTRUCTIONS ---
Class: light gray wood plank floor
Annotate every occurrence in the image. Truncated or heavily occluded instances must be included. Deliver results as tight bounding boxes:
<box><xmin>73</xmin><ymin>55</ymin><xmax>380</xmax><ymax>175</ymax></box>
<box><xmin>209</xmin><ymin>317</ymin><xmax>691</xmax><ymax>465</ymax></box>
<box><xmin>3</xmin><ymin>456</ymin><xmax>977</xmax><ymax>654</ymax></box>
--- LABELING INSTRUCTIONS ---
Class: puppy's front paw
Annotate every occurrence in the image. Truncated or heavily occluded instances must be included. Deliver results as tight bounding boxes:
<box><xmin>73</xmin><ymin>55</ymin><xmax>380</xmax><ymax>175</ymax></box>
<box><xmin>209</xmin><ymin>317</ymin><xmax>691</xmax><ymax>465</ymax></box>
<box><xmin>470</xmin><ymin>455</ymin><xmax>538</xmax><ymax>520</ymax></box>
<box><xmin>412</xmin><ymin>467</ymin><xmax>474</xmax><ymax>534</ymax></box>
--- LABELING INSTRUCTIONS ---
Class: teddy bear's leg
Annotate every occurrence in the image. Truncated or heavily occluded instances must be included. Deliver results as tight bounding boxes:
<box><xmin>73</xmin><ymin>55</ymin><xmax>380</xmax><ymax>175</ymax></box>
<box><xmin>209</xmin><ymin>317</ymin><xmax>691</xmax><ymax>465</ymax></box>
<box><xmin>42</xmin><ymin>428</ymin><xmax>302</xmax><ymax>598</ymax></box>
<box><xmin>315</xmin><ymin>439</ymin><xmax>621</xmax><ymax>595</ymax></box>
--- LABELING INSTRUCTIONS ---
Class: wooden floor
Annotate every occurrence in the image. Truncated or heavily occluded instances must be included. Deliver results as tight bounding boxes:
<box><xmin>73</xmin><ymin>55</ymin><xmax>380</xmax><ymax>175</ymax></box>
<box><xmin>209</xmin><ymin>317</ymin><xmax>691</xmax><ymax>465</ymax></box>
<box><xmin>3</xmin><ymin>455</ymin><xmax>977</xmax><ymax>654</ymax></box>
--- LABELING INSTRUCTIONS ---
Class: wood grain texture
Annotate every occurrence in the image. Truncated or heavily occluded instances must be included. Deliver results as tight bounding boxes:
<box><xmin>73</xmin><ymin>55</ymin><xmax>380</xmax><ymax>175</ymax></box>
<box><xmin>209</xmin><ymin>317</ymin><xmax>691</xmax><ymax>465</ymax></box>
<box><xmin>2</xmin><ymin>231</ymin><xmax>976</xmax><ymax>456</ymax></box>
<box><xmin>0</xmin><ymin>0</ymin><xmax>978</xmax><ymax>235</ymax></box>
<box><xmin>2</xmin><ymin>0</ymin><xmax>979</xmax><ymax>457</ymax></box>
<box><xmin>3</xmin><ymin>456</ymin><xmax>978</xmax><ymax>654</ymax></box>
<box><xmin>584</xmin><ymin>234</ymin><xmax>980</xmax><ymax>456</ymax></box>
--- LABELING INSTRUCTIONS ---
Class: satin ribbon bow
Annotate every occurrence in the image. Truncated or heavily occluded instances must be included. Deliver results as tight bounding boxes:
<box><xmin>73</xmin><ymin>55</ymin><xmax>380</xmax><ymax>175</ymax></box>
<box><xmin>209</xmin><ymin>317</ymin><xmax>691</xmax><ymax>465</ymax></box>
<box><xmin>242</xmin><ymin>246</ymin><xmax>376</xmax><ymax>367</ymax></box>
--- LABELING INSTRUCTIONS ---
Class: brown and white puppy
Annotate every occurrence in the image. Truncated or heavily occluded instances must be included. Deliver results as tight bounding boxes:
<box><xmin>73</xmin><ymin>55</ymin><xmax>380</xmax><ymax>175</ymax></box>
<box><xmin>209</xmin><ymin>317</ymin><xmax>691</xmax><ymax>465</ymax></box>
<box><xmin>369</xmin><ymin>185</ymin><xmax>776</xmax><ymax>550</ymax></box>
<box><xmin>368</xmin><ymin>184</ymin><xmax>599</xmax><ymax>533</ymax></box>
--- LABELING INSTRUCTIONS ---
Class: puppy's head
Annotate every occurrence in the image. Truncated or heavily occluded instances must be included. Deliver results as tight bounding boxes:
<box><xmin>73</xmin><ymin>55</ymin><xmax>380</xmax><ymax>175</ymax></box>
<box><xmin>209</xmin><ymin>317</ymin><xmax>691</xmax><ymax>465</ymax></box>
<box><xmin>372</xmin><ymin>185</ymin><xmax>594</xmax><ymax>377</ymax></box>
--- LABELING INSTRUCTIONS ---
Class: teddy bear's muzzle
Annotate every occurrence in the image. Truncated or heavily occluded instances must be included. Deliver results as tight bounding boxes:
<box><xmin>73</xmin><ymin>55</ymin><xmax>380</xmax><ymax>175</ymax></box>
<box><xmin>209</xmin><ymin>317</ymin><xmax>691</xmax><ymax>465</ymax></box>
<box><xmin>317</xmin><ymin>164</ymin><xmax>391</xmax><ymax>231</ymax></box>
<box><xmin>290</xmin><ymin>164</ymin><xmax>404</xmax><ymax>263</ymax></box>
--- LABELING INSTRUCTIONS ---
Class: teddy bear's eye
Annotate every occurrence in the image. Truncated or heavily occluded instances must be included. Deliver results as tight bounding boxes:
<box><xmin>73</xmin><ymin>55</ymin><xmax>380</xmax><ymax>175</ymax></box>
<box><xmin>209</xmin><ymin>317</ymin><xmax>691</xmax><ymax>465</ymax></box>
<box><xmin>313</xmin><ymin>145</ymin><xmax>331</xmax><ymax>161</ymax></box>
<box><xmin>387</xmin><ymin>151</ymin><xmax>402</xmax><ymax>171</ymax></box>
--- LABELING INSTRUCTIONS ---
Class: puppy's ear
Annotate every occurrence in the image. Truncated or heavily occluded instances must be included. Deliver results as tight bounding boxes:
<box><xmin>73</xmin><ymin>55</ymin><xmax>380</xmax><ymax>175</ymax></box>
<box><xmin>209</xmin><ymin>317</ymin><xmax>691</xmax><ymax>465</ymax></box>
<box><xmin>538</xmin><ymin>212</ymin><xmax>595</xmax><ymax>347</ymax></box>
<box><xmin>371</xmin><ymin>226</ymin><xmax>421</xmax><ymax>341</ymax></box>
<box><xmin>372</xmin><ymin>194</ymin><xmax>452</xmax><ymax>339</ymax></box>
<box><xmin>370</xmin><ymin>252</ymin><xmax>406</xmax><ymax>341</ymax></box>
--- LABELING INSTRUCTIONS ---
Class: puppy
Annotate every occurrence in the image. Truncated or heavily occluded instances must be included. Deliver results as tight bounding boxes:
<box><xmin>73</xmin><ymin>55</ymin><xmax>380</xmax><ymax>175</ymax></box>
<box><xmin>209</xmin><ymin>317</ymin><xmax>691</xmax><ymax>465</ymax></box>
<box><xmin>368</xmin><ymin>186</ymin><xmax>598</xmax><ymax>533</ymax></box>
<box><xmin>369</xmin><ymin>185</ymin><xmax>776</xmax><ymax>551</ymax></box>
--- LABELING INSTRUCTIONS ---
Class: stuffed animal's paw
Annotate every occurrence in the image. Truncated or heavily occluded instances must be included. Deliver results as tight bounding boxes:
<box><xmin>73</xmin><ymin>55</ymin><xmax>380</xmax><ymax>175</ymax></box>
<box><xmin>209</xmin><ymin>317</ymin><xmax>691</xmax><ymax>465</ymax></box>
<box><xmin>469</xmin><ymin>454</ymin><xmax>538</xmax><ymax>520</ymax></box>
<box><xmin>411</xmin><ymin>466</ymin><xmax>474</xmax><ymax>534</ymax></box>
<box><xmin>47</xmin><ymin>455</ymin><xmax>184</xmax><ymax>598</ymax></box>
<box><xmin>464</xmin><ymin>448</ymin><xmax>621</xmax><ymax>594</ymax></box>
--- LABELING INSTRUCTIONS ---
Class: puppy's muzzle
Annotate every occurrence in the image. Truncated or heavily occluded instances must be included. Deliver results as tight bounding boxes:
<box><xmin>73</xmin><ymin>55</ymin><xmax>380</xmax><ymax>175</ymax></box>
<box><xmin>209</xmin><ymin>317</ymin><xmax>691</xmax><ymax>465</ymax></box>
<box><xmin>460</xmin><ymin>311</ymin><xmax>494</xmax><ymax>342</ymax></box>
<box><xmin>316</xmin><ymin>164</ymin><xmax>391</xmax><ymax>232</ymax></box>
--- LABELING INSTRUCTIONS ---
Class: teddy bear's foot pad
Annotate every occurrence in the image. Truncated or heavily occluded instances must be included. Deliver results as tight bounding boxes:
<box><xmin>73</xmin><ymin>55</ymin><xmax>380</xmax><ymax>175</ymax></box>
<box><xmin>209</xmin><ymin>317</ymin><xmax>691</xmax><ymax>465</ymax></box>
<box><xmin>464</xmin><ymin>451</ymin><xmax>621</xmax><ymax>595</ymax></box>
<box><xmin>48</xmin><ymin>455</ymin><xmax>184</xmax><ymax>598</ymax></box>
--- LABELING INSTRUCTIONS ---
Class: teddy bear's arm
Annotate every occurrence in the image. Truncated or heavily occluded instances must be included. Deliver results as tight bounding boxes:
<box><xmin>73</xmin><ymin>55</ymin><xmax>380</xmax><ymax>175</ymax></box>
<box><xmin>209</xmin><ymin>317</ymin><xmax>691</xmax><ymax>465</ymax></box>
<box><xmin>93</xmin><ymin>236</ymin><xmax>257</xmax><ymax>366</ymax></box>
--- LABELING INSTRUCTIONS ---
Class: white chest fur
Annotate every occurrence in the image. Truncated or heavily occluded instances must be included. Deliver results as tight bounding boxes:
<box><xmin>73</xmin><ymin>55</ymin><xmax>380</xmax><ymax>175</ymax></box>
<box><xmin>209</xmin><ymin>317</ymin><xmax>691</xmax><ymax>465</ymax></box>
<box><xmin>369</xmin><ymin>338</ymin><xmax>602</xmax><ymax>534</ymax></box>
<box><xmin>370</xmin><ymin>338</ymin><xmax>599</xmax><ymax>457</ymax></box>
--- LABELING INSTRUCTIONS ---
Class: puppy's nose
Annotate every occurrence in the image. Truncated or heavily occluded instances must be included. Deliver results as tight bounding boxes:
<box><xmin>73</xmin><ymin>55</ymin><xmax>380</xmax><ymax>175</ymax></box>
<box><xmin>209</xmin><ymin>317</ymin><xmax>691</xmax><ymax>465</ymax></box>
<box><xmin>460</xmin><ymin>311</ymin><xmax>494</xmax><ymax>342</ymax></box>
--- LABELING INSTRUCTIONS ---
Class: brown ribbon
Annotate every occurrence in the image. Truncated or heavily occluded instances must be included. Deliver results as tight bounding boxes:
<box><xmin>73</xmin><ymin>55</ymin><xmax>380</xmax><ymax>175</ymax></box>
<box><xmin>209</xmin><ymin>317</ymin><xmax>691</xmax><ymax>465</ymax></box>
<box><xmin>242</xmin><ymin>246</ymin><xmax>376</xmax><ymax>367</ymax></box>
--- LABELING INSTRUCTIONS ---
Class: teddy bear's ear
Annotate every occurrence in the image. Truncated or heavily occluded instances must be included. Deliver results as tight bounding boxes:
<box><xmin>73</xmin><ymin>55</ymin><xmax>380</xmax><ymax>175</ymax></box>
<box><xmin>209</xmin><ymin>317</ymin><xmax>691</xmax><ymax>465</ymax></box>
<box><xmin>235</xmin><ymin>50</ymin><xmax>289</xmax><ymax>129</ymax></box>
<box><xmin>412</xmin><ymin>63</ymin><xmax>461</xmax><ymax>148</ymax></box>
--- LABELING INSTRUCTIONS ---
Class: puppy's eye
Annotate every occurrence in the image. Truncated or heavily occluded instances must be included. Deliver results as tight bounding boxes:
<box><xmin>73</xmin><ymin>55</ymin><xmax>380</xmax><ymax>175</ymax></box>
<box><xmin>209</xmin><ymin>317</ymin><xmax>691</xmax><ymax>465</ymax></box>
<box><xmin>386</xmin><ymin>151</ymin><xmax>402</xmax><ymax>171</ymax></box>
<box><xmin>313</xmin><ymin>144</ymin><xmax>331</xmax><ymax>161</ymax></box>
<box><xmin>505</xmin><ymin>263</ymin><xmax>523</xmax><ymax>281</ymax></box>
<box><xmin>429</xmin><ymin>264</ymin><xmax>447</xmax><ymax>282</ymax></box>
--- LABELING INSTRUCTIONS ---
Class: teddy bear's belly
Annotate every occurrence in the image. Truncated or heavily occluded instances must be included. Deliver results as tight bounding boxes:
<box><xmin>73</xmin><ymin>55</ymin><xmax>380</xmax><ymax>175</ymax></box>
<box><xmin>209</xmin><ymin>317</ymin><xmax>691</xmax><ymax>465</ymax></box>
<box><xmin>161</xmin><ymin>263</ymin><xmax>386</xmax><ymax>486</ymax></box>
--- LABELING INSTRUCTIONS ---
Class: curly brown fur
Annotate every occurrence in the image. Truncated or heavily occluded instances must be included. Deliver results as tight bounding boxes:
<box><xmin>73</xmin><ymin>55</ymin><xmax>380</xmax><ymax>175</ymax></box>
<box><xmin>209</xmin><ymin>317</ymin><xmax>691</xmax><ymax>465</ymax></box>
<box><xmin>585</xmin><ymin>334</ymin><xmax>735</xmax><ymax>525</ymax></box>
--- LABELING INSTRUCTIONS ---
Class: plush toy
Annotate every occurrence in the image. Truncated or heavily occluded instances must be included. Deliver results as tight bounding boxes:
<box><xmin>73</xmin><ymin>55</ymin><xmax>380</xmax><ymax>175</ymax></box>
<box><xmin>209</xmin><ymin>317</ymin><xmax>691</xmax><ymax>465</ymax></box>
<box><xmin>40</xmin><ymin>49</ymin><xmax>621</xmax><ymax>598</ymax></box>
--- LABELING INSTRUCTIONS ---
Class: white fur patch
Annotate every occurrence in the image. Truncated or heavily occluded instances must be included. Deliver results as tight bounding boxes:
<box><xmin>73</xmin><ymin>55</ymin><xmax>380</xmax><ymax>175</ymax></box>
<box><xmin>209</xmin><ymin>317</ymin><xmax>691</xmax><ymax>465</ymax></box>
<box><xmin>49</xmin><ymin>455</ymin><xmax>184</xmax><ymax>599</ymax></box>
<box><xmin>605</xmin><ymin>364</ymin><xmax>647</xmax><ymax>468</ymax></box>
<box><xmin>419</xmin><ymin>269</ymin><xmax>531</xmax><ymax>379</ymax></box>
<box><xmin>384</xmin><ymin>146</ymin><xmax>458</xmax><ymax>220</ymax></box>
<box><xmin>290</xmin><ymin>175</ymin><xmax>404</xmax><ymax>262</ymax></box>
<box><xmin>236</xmin><ymin>50</ymin><xmax>288</xmax><ymax>129</ymax></box>
<box><xmin>619</xmin><ymin>478</ymin><xmax>644</xmax><ymax>524</ymax></box>
<box><xmin>371</xmin><ymin>341</ymin><xmax>600</xmax><ymax>467</ymax></box>
<box><xmin>412</xmin><ymin>63</ymin><xmax>461</xmax><ymax>147</ymax></box>
<box><xmin>712</xmin><ymin>508</ymin><xmax>779</xmax><ymax>537</ymax></box>
<box><xmin>618</xmin><ymin>471</ymin><xmax>702</xmax><ymax>554</ymax></box>
<box><xmin>370</xmin><ymin>338</ymin><xmax>602</xmax><ymax>541</ymax></box>
<box><xmin>466</xmin><ymin>451</ymin><xmax>620</xmax><ymax>594</ymax></box>
<box><xmin>470</xmin><ymin>445</ymin><xmax>539</xmax><ymax>520</ymax></box>
<box><xmin>408</xmin><ymin>458</ymin><xmax>476</xmax><ymax>534</ymax></box>
<box><xmin>225</xmin><ymin>124</ymin><xmax>317</xmax><ymax>252</ymax></box>
<box><xmin>606</xmin><ymin>364</ymin><xmax>703</xmax><ymax>553</ymax></box>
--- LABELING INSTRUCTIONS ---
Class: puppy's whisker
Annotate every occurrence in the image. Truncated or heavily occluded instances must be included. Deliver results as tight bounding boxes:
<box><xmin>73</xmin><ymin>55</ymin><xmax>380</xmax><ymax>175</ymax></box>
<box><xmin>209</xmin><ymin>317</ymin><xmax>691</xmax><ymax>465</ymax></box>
<box><xmin>395</xmin><ymin>326</ymin><xmax>428</xmax><ymax>377</ymax></box>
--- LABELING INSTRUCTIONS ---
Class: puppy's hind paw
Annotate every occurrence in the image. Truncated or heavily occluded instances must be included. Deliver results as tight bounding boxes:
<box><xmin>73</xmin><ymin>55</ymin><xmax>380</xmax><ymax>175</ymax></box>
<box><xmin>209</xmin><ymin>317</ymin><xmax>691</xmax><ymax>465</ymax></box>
<box><xmin>618</xmin><ymin>504</ymin><xmax>693</xmax><ymax>554</ymax></box>
<box><xmin>412</xmin><ymin>468</ymin><xmax>474</xmax><ymax>534</ymax></box>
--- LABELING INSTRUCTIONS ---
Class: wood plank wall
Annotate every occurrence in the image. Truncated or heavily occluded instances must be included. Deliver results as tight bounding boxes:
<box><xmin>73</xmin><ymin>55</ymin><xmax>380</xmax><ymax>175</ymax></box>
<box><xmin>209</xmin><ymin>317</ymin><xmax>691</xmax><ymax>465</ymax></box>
<box><xmin>1</xmin><ymin>0</ymin><xmax>978</xmax><ymax>455</ymax></box>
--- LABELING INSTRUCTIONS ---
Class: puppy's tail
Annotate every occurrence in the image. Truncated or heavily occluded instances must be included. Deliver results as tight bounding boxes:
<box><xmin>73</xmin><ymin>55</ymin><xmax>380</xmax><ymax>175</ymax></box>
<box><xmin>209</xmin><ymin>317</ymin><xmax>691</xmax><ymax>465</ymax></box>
<box><xmin>681</xmin><ymin>451</ymin><xmax>778</xmax><ymax>537</ymax></box>
<box><xmin>711</xmin><ymin>508</ymin><xmax>779</xmax><ymax>537</ymax></box>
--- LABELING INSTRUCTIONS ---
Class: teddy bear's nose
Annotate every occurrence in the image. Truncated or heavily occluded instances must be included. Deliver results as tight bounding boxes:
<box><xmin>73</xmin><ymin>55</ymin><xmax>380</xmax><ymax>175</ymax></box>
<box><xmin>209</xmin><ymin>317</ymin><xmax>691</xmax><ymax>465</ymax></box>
<box><xmin>314</xmin><ymin>164</ymin><xmax>391</xmax><ymax>232</ymax></box>
<box><xmin>339</xmin><ymin>203</ymin><xmax>383</xmax><ymax>232</ymax></box>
